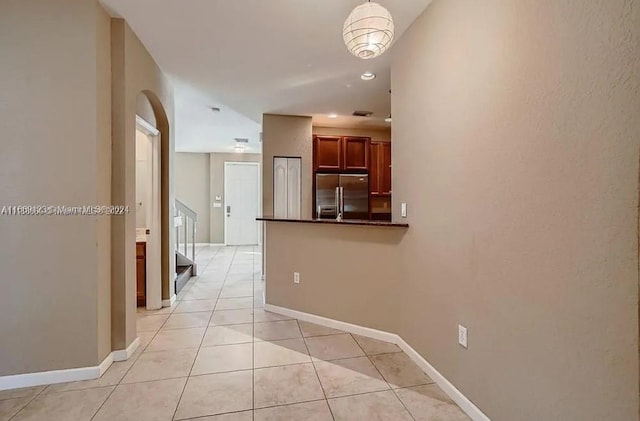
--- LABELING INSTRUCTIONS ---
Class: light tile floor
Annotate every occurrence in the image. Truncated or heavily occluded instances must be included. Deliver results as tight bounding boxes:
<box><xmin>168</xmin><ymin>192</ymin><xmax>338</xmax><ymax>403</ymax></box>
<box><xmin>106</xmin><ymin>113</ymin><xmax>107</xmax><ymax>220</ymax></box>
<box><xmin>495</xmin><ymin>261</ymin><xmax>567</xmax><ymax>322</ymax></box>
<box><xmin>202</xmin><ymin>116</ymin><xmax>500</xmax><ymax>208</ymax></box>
<box><xmin>1</xmin><ymin>245</ymin><xmax>470</xmax><ymax>421</ymax></box>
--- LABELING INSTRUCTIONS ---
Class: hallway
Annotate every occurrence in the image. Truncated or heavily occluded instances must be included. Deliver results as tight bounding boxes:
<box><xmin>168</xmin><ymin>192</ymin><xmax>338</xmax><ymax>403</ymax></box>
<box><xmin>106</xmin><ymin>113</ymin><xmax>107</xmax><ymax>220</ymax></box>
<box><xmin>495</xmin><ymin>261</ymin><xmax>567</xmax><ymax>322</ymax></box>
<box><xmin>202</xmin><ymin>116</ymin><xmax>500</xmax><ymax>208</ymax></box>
<box><xmin>0</xmin><ymin>246</ymin><xmax>468</xmax><ymax>420</ymax></box>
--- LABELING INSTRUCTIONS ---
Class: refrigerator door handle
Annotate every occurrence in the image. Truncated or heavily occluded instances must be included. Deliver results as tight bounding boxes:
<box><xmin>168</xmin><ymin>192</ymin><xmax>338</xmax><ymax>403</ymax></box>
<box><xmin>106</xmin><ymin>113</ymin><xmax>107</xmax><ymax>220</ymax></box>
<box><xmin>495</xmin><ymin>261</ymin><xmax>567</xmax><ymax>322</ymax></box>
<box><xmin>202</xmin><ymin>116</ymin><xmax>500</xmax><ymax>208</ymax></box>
<box><xmin>340</xmin><ymin>187</ymin><xmax>344</xmax><ymax>215</ymax></box>
<box><xmin>335</xmin><ymin>186</ymin><xmax>343</xmax><ymax>221</ymax></box>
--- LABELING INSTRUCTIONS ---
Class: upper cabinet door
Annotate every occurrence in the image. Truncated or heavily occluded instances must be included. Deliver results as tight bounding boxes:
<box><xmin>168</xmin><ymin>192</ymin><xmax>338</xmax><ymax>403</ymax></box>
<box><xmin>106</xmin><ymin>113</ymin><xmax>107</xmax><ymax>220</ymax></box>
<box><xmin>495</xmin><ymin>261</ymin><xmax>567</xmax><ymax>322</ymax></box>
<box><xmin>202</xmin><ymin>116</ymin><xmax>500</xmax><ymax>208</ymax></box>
<box><xmin>343</xmin><ymin>136</ymin><xmax>370</xmax><ymax>171</ymax></box>
<box><xmin>369</xmin><ymin>142</ymin><xmax>381</xmax><ymax>194</ymax></box>
<box><xmin>381</xmin><ymin>142</ymin><xmax>392</xmax><ymax>195</ymax></box>
<box><xmin>314</xmin><ymin>136</ymin><xmax>343</xmax><ymax>171</ymax></box>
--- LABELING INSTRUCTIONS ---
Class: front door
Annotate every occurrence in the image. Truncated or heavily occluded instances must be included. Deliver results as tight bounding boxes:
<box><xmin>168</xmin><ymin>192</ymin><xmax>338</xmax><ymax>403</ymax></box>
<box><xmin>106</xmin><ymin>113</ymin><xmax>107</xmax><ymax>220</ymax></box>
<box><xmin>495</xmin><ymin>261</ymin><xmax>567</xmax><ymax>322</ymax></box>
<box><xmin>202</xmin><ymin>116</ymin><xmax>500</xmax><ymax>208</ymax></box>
<box><xmin>225</xmin><ymin>162</ymin><xmax>260</xmax><ymax>246</ymax></box>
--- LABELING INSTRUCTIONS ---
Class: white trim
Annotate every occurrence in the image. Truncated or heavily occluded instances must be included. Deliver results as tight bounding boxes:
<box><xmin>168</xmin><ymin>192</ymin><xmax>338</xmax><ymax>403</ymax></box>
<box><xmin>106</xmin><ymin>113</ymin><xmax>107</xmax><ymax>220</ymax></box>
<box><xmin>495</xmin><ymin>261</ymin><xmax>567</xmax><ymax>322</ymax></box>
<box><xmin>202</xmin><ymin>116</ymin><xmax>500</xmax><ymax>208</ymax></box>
<box><xmin>264</xmin><ymin>304</ymin><xmax>398</xmax><ymax>344</ymax></box>
<box><xmin>137</xmin><ymin>124</ymin><xmax>163</xmax><ymax>312</ymax></box>
<box><xmin>395</xmin><ymin>338</ymin><xmax>489</xmax><ymax>421</ymax></box>
<box><xmin>98</xmin><ymin>353</ymin><xmax>114</xmax><ymax>375</ymax></box>
<box><xmin>112</xmin><ymin>337</ymin><xmax>140</xmax><ymax>362</ymax></box>
<box><xmin>135</xmin><ymin>115</ymin><xmax>160</xmax><ymax>136</ymax></box>
<box><xmin>0</xmin><ymin>353</ymin><xmax>114</xmax><ymax>391</ymax></box>
<box><xmin>162</xmin><ymin>294</ymin><xmax>177</xmax><ymax>307</ymax></box>
<box><xmin>263</xmin><ymin>304</ymin><xmax>491</xmax><ymax>421</ymax></box>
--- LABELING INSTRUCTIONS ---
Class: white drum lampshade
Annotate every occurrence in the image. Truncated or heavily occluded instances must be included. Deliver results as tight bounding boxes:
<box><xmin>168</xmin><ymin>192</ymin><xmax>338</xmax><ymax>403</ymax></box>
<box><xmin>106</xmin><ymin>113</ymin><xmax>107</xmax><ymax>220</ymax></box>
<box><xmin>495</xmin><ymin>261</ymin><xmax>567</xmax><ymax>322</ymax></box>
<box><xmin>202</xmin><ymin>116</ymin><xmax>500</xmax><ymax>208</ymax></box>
<box><xmin>343</xmin><ymin>1</ymin><xmax>395</xmax><ymax>60</ymax></box>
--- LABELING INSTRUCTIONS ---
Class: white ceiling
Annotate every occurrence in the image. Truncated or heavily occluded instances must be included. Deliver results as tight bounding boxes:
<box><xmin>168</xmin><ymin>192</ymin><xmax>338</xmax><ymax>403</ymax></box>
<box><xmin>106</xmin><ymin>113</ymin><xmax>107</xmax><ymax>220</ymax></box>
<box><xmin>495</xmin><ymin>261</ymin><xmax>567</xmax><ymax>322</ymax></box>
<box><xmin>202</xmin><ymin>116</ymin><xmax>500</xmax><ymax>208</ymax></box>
<box><xmin>173</xmin><ymin>79</ymin><xmax>262</xmax><ymax>153</ymax></box>
<box><xmin>101</xmin><ymin>0</ymin><xmax>432</xmax><ymax>151</ymax></box>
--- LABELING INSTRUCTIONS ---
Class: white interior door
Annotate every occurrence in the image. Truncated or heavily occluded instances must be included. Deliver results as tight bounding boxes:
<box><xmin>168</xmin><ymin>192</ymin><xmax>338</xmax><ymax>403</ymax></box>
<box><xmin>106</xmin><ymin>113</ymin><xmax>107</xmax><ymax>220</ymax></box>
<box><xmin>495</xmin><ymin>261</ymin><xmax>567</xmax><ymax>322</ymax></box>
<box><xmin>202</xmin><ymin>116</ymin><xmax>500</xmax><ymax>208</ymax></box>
<box><xmin>273</xmin><ymin>157</ymin><xmax>301</xmax><ymax>219</ymax></box>
<box><xmin>225</xmin><ymin>162</ymin><xmax>260</xmax><ymax>246</ymax></box>
<box><xmin>287</xmin><ymin>158</ymin><xmax>301</xmax><ymax>219</ymax></box>
<box><xmin>273</xmin><ymin>158</ymin><xmax>288</xmax><ymax>218</ymax></box>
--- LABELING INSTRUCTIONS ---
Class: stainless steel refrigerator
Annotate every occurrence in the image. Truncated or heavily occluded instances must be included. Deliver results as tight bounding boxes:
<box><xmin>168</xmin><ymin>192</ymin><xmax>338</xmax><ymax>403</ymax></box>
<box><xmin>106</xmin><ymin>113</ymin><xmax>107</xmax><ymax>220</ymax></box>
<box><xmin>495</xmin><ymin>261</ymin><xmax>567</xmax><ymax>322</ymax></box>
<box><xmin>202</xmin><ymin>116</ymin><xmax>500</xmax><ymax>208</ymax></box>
<box><xmin>315</xmin><ymin>174</ymin><xmax>369</xmax><ymax>220</ymax></box>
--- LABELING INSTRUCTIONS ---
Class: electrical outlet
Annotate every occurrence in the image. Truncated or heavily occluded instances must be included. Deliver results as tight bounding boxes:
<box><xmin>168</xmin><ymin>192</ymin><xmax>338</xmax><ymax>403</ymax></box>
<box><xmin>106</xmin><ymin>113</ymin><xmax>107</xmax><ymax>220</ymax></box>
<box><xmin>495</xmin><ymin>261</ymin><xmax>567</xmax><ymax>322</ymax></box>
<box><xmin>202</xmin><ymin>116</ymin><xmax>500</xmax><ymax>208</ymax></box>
<box><xmin>458</xmin><ymin>325</ymin><xmax>468</xmax><ymax>348</ymax></box>
<box><xmin>293</xmin><ymin>272</ymin><xmax>300</xmax><ymax>284</ymax></box>
<box><xmin>401</xmin><ymin>202</ymin><xmax>407</xmax><ymax>218</ymax></box>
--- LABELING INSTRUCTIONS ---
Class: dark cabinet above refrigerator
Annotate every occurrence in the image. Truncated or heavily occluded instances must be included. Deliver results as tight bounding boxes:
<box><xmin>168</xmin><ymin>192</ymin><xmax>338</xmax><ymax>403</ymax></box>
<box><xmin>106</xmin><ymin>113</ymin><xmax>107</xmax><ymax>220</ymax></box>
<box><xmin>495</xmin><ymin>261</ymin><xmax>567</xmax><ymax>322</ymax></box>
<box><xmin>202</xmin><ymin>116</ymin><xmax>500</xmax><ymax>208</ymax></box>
<box><xmin>313</xmin><ymin>135</ymin><xmax>370</xmax><ymax>172</ymax></box>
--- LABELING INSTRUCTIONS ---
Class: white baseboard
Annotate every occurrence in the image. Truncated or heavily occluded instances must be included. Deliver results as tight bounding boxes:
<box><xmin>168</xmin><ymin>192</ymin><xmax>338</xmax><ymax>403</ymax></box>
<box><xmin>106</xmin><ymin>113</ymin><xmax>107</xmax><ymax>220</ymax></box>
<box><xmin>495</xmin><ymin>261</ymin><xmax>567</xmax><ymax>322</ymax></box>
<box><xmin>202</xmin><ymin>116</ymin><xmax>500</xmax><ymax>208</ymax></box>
<box><xmin>265</xmin><ymin>304</ymin><xmax>399</xmax><ymax>344</ymax></box>
<box><xmin>395</xmin><ymin>338</ymin><xmax>489</xmax><ymax>421</ymax></box>
<box><xmin>112</xmin><ymin>337</ymin><xmax>140</xmax><ymax>362</ymax></box>
<box><xmin>0</xmin><ymin>353</ymin><xmax>114</xmax><ymax>391</ymax></box>
<box><xmin>162</xmin><ymin>294</ymin><xmax>177</xmax><ymax>307</ymax></box>
<box><xmin>98</xmin><ymin>353</ymin><xmax>113</xmax><ymax>376</ymax></box>
<box><xmin>264</xmin><ymin>303</ymin><xmax>491</xmax><ymax>421</ymax></box>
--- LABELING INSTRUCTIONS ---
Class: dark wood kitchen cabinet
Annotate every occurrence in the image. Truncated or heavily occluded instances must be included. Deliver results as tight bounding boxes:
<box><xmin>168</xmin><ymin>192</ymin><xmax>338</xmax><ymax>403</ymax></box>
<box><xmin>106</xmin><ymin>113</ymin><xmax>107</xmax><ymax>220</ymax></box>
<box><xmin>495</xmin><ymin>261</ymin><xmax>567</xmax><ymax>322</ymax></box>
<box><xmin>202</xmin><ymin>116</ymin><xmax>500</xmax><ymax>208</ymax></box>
<box><xmin>313</xmin><ymin>136</ymin><xmax>343</xmax><ymax>171</ymax></box>
<box><xmin>343</xmin><ymin>136</ymin><xmax>370</xmax><ymax>171</ymax></box>
<box><xmin>313</xmin><ymin>135</ymin><xmax>370</xmax><ymax>172</ymax></box>
<box><xmin>370</xmin><ymin>142</ymin><xmax>392</xmax><ymax>196</ymax></box>
<box><xmin>136</xmin><ymin>242</ymin><xmax>146</xmax><ymax>307</ymax></box>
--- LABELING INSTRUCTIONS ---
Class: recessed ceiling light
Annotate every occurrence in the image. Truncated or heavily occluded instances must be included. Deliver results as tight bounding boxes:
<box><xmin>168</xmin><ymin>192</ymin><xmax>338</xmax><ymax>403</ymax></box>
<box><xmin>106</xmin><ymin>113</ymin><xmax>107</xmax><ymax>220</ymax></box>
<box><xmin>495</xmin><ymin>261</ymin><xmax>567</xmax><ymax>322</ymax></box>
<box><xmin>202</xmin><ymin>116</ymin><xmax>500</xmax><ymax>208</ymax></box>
<box><xmin>234</xmin><ymin>145</ymin><xmax>245</xmax><ymax>153</ymax></box>
<box><xmin>361</xmin><ymin>72</ymin><xmax>376</xmax><ymax>81</ymax></box>
<box><xmin>328</xmin><ymin>113</ymin><xmax>338</xmax><ymax>119</ymax></box>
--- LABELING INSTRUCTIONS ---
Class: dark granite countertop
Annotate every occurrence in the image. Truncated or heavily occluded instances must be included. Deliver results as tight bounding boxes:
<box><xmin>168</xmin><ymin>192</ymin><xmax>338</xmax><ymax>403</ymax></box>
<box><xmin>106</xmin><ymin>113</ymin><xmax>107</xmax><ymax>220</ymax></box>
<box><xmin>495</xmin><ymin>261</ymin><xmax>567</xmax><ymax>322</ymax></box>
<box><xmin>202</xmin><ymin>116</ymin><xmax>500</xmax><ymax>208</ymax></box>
<box><xmin>256</xmin><ymin>217</ymin><xmax>409</xmax><ymax>228</ymax></box>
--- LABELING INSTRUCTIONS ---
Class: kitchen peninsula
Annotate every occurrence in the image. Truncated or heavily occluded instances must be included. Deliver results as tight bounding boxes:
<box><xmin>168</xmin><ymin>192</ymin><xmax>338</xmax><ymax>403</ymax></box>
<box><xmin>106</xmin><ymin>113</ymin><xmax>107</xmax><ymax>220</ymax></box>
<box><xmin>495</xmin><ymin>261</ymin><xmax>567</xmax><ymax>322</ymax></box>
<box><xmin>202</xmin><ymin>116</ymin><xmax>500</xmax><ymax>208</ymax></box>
<box><xmin>257</xmin><ymin>216</ymin><xmax>408</xmax><ymax>228</ymax></box>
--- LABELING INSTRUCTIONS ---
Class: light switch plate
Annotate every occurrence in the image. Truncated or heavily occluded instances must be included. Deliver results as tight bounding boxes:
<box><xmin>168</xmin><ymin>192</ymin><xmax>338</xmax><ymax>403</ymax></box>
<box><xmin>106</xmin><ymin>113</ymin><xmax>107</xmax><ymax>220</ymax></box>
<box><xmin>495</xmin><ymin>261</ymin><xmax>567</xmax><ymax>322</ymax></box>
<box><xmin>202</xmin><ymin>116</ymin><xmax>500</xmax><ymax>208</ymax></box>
<box><xmin>458</xmin><ymin>325</ymin><xmax>468</xmax><ymax>348</ymax></box>
<box><xmin>401</xmin><ymin>203</ymin><xmax>407</xmax><ymax>218</ymax></box>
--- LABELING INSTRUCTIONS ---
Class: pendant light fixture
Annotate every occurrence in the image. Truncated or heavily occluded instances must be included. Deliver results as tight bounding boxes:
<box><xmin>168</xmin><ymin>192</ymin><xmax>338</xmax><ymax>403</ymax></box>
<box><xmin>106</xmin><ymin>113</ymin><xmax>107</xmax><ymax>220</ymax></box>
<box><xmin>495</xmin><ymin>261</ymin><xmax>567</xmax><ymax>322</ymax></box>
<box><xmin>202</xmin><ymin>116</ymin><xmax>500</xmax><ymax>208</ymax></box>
<box><xmin>343</xmin><ymin>1</ymin><xmax>394</xmax><ymax>60</ymax></box>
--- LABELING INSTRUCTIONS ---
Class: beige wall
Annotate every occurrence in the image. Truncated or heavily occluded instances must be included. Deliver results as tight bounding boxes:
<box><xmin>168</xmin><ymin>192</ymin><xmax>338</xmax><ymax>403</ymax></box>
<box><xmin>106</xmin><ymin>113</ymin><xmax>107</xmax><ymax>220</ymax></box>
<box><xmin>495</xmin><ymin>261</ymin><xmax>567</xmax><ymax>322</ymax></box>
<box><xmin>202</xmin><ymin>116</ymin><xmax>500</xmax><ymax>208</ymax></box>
<box><xmin>262</xmin><ymin>114</ymin><xmax>313</xmax><ymax>219</ymax></box>
<box><xmin>111</xmin><ymin>19</ymin><xmax>175</xmax><ymax>351</ymax></box>
<box><xmin>312</xmin><ymin>126</ymin><xmax>391</xmax><ymax>143</ymax></box>
<box><xmin>265</xmin><ymin>223</ymin><xmax>405</xmax><ymax>333</ymax></box>
<box><xmin>210</xmin><ymin>153</ymin><xmax>261</xmax><ymax>244</ymax></box>
<box><xmin>392</xmin><ymin>1</ymin><xmax>639</xmax><ymax>419</ymax></box>
<box><xmin>0</xmin><ymin>0</ymin><xmax>175</xmax><ymax>377</ymax></box>
<box><xmin>0</xmin><ymin>0</ymin><xmax>112</xmax><ymax>374</ymax></box>
<box><xmin>175</xmin><ymin>153</ymin><xmax>211</xmax><ymax>243</ymax></box>
<box><xmin>265</xmin><ymin>1</ymin><xmax>640</xmax><ymax>419</ymax></box>
<box><xmin>96</xmin><ymin>3</ymin><xmax>112</xmax><ymax>361</ymax></box>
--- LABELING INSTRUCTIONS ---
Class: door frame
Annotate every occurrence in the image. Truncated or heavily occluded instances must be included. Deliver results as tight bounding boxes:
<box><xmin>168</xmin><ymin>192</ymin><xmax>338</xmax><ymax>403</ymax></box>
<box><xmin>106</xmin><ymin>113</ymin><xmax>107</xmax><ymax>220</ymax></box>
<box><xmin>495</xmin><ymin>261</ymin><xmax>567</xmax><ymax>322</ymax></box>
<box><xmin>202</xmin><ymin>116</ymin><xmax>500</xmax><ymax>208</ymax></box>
<box><xmin>136</xmin><ymin>115</ymin><xmax>162</xmax><ymax>310</ymax></box>
<box><xmin>224</xmin><ymin>161</ymin><xmax>261</xmax><ymax>246</ymax></box>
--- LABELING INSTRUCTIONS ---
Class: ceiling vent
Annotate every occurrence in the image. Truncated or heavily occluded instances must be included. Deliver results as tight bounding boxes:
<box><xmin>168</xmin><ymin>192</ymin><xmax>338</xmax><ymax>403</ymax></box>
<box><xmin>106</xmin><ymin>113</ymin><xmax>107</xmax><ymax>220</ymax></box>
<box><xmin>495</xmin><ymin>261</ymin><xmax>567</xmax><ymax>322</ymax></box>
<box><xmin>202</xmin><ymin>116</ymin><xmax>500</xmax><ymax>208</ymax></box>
<box><xmin>234</xmin><ymin>138</ymin><xmax>249</xmax><ymax>143</ymax></box>
<box><xmin>352</xmin><ymin>110</ymin><xmax>373</xmax><ymax>117</ymax></box>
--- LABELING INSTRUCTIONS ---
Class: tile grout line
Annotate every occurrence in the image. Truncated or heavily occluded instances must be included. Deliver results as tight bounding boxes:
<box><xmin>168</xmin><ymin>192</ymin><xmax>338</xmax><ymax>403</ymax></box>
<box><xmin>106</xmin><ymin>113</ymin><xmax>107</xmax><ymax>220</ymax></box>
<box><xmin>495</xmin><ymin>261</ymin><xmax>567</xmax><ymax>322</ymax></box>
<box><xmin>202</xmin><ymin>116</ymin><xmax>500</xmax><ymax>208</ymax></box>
<box><xmin>89</xmin><ymin>276</ymin><xmax>182</xmax><ymax>421</ymax></box>
<box><xmin>6</xmin><ymin>245</ymin><xmax>227</xmax><ymax>421</ymax></box>
<box><xmin>349</xmin><ymin>333</ymin><xmax>418</xmax><ymax>421</ymax></box>
<box><xmin>252</xmin><ymin>246</ymin><xmax>256</xmax><ymax>421</ymax></box>
<box><xmin>297</xmin><ymin>319</ymin><xmax>336</xmax><ymax>421</ymax></box>
<box><xmin>6</xmin><ymin>388</ymin><xmax>46</xmax><ymax>421</ymax></box>
<box><xmin>171</xmin><ymin>246</ymin><xmax>236</xmax><ymax>420</ymax></box>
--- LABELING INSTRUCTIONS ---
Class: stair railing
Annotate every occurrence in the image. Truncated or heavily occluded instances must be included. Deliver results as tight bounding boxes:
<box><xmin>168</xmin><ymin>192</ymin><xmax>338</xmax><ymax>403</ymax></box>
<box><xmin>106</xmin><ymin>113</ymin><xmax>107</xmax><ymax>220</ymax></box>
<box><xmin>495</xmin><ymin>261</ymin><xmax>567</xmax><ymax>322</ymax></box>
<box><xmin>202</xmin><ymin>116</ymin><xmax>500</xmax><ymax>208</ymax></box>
<box><xmin>174</xmin><ymin>199</ymin><xmax>197</xmax><ymax>262</ymax></box>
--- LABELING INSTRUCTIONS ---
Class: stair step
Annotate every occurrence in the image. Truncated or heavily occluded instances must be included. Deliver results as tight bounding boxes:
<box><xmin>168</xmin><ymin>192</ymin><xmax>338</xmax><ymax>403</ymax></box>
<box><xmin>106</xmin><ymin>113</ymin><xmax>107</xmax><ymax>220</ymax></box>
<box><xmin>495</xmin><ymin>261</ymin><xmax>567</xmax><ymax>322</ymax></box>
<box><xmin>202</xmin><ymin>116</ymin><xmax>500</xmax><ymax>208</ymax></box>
<box><xmin>175</xmin><ymin>264</ymin><xmax>192</xmax><ymax>294</ymax></box>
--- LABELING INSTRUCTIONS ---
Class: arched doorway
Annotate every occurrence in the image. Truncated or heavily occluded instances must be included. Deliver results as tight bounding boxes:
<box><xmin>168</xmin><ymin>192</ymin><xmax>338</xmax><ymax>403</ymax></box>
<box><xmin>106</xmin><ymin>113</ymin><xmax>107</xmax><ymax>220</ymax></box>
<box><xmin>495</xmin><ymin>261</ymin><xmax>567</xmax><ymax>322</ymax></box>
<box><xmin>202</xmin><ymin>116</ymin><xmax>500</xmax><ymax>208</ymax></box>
<box><xmin>110</xmin><ymin>88</ymin><xmax>173</xmax><ymax>358</ymax></box>
<box><xmin>136</xmin><ymin>91</ymin><xmax>173</xmax><ymax>308</ymax></box>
